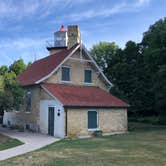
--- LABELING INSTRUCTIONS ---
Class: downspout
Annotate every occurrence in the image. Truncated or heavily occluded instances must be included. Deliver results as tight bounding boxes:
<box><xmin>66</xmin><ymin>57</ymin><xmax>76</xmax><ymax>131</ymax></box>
<box><xmin>65</xmin><ymin>108</ymin><xmax>68</xmax><ymax>137</ymax></box>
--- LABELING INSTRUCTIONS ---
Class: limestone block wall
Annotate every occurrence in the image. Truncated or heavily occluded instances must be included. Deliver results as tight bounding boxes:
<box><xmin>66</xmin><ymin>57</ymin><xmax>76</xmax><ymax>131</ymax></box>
<box><xmin>46</xmin><ymin>51</ymin><xmax>108</xmax><ymax>91</ymax></box>
<box><xmin>66</xmin><ymin>108</ymin><xmax>128</xmax><ymax>137</ymax></box>
<box><xmin>10</xmin><ymin>85</ymin><xmax>53</xmax><ymax>131</ymax></box>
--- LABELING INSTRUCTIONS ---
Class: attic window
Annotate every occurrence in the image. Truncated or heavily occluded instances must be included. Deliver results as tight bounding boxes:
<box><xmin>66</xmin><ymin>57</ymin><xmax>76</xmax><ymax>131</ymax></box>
<box><xmin>25</xmin><ymin>91</ymin><xmax>32</xmax><ymax>112</ymax></box>
<box><xmin>61</xmin><ymin>66</ymin><xmax>70</xmax><ymax>81</ymax></box>
<box><xmin>84</xmin><ymin>69</ymin><xmax>92</xmax><ymax>83</ymax></box>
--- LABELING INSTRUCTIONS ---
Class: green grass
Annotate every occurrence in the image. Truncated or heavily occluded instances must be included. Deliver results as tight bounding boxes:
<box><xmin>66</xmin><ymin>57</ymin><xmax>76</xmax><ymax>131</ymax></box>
<box><xmin>0</xmin><ymin>134</ymin><xmax>23</xmax><ymax>151</ymax></box>
<box><xmin>1</xmin><ymin>123</ymin><xmax>166</xmax><ymax>166</ymax></box>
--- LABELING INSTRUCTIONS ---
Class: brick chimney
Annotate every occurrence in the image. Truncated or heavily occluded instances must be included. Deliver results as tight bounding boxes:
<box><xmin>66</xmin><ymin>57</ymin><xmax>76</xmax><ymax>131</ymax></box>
<box><xmin>67</xmin><ymin>25</ymin><xmax>81</xmax><ymax>49</ymax></box>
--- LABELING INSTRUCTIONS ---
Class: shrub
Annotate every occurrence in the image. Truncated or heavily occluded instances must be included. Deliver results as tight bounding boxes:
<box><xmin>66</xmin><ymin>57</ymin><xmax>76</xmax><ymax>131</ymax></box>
<box><xmin>93</xmin><ymin>130</ymin><xmax>103</xmax><ymax>137</ymax></box>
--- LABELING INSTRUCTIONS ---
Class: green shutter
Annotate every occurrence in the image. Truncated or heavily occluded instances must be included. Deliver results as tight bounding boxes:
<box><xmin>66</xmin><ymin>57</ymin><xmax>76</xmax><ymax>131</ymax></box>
<box><xmin>62</xmin><ymin>67</ymin><xmax>70</xmax><ymax>81</ymax></box>
<box><xmin>84</xmin><ymin>69</ymin><xmax>92</xmax><ymax>83</ymax></box>
<box><xmin>88</xmin><ymin>111</ymin><xmax>97</xmax><ymax>129</ymax></box>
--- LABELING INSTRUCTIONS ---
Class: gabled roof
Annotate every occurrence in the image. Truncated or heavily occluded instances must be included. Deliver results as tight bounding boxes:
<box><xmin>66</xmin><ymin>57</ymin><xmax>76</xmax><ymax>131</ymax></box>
<box><xmin>41</xmin><ymin>83</ymin><xmax>129</xmax><ymax>108</ymax></box>
<box><xmin>17</xmin><ymin>43</ymin><xmax>112</xmax><ymax>87</ymax></box>
<box><xmin>17</xmin><ymin>44</ymin><xmax>79</xmax><ymax>86</ymax></box>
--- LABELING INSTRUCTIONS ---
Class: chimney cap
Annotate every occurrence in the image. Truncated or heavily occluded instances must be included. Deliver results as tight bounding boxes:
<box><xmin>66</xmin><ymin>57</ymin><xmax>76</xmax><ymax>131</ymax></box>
<box><xmin>59</xmin><ymin>24</ymin><xmax>67</xmax><ymax>32</ymax></box>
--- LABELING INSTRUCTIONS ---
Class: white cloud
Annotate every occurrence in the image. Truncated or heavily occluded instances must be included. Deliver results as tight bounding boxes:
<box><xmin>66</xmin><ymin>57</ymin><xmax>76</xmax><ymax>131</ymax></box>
<box><xmin>137</xmin><ymin>0</ymin><xmax>151</xmax><ymax>5</ymax></box>
<box><xmin>0</xmin><ymin>38</ymin><xmax>48</xmax><ymax>65</ymax></box>
<box><xmin>62</xmin><ymin>0</ymin><xmax>151</xmax><ymax>22</ymax></box>
<box><xmin>62</xmin><ymin>3</ymin><xmax>126</xmax><ymax>22</ymax></box>
<box><xmin>0</xmin><ymin>0</ymin><xmax>94</xmax><ymax>21</ymax></box>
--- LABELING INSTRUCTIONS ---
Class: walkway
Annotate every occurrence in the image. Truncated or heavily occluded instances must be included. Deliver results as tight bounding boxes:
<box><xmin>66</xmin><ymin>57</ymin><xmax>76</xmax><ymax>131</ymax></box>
<box><xmin>0</xmin><ymin>126</ymin><xmax>60</xmax><ymax>161</ymax></box>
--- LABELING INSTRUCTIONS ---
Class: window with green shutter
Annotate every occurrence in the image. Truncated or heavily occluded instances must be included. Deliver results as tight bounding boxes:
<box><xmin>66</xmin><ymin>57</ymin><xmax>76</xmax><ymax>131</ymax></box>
<box><xmin>84</xmin><ymin>69</ymin><xmax>92</xmax><ymax>83</ymax></box>
<box><xmin>62</xmin><ymin>66</ymin><xmax>70</xmax><ymax>81</ymax></box>
<box><xmin>88</xmin><ymin>111</ymin><xmax>97</xmax><ymax>129</ymax></box>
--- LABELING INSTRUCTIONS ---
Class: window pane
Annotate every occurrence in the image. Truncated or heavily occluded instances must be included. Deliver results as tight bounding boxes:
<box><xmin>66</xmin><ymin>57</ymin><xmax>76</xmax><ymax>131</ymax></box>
<box><xmin>84</xmin><ymin>69</ymin><xmax>92</xmax><ymax>83</ymax></box>
<box><xmin>88</xmin><ymin>111</ymin><xmax>97</xmax><ymax>129</ymax></box>
<box><xmin>62</xmin><ymin>67</ymin><xmax>70</xmax><ymax>81</ymax></box>
<box><xmin>25</xmin><ymin>92</ymin><xmax>31</xmax><ymax>112</ymax></box>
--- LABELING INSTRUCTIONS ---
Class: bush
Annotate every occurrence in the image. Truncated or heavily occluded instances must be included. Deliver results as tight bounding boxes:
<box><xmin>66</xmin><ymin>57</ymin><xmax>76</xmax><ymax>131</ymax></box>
<box><xmin>158</xmin><ymin>115</ymin><xmax>166</xmax><ymax>125</ymax></box>
<box><xmin>128</xmin><ymin>115</ymin><xmax>166</xmax><ymax>125</ymax></box>
<box><xmin>93</xmin><ymin>130</ymin><xmax>103</xmax><ymax>137</ymax></box>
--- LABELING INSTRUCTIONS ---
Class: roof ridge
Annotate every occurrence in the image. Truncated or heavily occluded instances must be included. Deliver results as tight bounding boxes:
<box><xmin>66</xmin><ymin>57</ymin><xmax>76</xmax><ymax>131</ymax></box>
<box><xmin>17</xmin><ymin>43</ymin><xmax>80</xmax><ymax>86</ymax></box>
<box><xmin>31</xmin><ymin>43</ymin><xmax>79</xmax><ymax>65</ymax></box>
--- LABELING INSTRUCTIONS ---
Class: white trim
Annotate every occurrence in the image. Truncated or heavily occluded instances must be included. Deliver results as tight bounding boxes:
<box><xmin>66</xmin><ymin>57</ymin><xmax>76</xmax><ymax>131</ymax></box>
<box><xmin>88</xmin><ymin>128</ymin><xmax>99</xmax><ymax>131</ymax></box>
<box><xmin>68</xmin><ymin>57</ymin><xmax>93</xmax><ymax>63</ymax></box>
<box><xmin>84</xmin><ymin>82</ymin><xmax>94</xmax><ymax>86</ymax></box>
<box><xmin>36</xmin><ymin>44</ymin><xmax>80</xmax><ymax>84</ymax></box>
<box><xmin>41</xmin><ymin>85</ymin><xmax>64</xmax><ymax>106</ymax></box>
<box><xmin>82</xmin><ymin>44</ymin><xmax>113</xmax><ymax>87</ymax></box>
<box><xmin>61</xmin><ymin>80</ymin><xmax>73</xmax><ymax>84</ymax></box>
<box><xmin>25</xmin><ymin>112</ymin><xmax>31</xmax><ymax>114</ymax></box>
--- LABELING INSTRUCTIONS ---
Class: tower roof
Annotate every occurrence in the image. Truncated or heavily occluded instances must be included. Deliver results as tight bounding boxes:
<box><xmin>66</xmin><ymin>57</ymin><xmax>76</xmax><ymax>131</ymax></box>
<box><xmin>59</xmin><ymin>24</ymin><xmax>67</xmax><ymax>32</ymax></box>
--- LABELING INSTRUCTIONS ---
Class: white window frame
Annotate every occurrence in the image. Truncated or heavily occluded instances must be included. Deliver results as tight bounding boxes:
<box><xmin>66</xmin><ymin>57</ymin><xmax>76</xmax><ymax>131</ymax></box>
<box><xmin>87</xmin><ymin>110</ymin><xmax>99</xmax><ymax>131</ymax></box>
<box><xmin>84</xmin><ymin>68</ymin><xmax>93</xmax><ymax>84</ymax></box>
<box><xmin>61</xmin><ymin>66</ymin><xmax>72</xmax><ymax>83</ymax></box>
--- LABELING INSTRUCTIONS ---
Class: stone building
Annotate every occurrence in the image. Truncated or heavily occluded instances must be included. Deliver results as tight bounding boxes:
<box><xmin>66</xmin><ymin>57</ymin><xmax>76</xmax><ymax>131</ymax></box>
<box><xmin>3</xmin><ymin>25</ymin><xmax>128</xmax><ymax>138</ymax></box>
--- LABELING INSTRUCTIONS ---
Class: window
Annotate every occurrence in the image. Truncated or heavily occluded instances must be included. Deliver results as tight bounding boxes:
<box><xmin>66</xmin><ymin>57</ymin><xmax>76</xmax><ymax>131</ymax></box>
<box><xmin>25</xmin><ymin>91</ymin><xmax>31</xmax><ymax>112</ymax></box>
<box><xmin>88</xmin><ymin>111</ymin><xmax>97</xmax><ymax>129</ymax></box>
<box><xmin>62</xmin><ymin>66</ymin><xmax>70</xmax><ymax>81</ymax></box>
<box><xmin>84</xmin><ymin>69</ymin><xmax>92</xmax><ymax>83</ymax></box>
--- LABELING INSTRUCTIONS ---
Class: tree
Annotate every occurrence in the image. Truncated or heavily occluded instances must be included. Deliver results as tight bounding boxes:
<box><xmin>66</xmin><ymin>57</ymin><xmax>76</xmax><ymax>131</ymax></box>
<box><xmin>0</xmin><ymin>59</ymin><xmax>27</xmax><ymax>114</ymax></box>
<box><xmin>90</xmin><ymin>17</ymin><xmax>166</xmax><ymax>117</ymax></box>
<box><xmin>3</xmin><ymin>71</ymin><xmax>24</xmax><ymax>110</ymax></box>
<box><xmin>142</xmin><ymin>18</ymin><xmax>166</xmax><ymax>49</ymax></box>
<box><xmin>9</xmin><ymin>59</ymin><xmax>26</xmax><ymax>76</ymax></box>
<box><xmin>154</xmin><ymin>64</ymin><xmax>166</xmax><ymax>112</ymax></box>
<box><xmin>90</xmin><ymin>42</ymin><xmax>119</xmax><ymax>72</ymax></box>
<box><xmin>0</xmin><ymin>91</ymin><xmax>14</xmax><ymax>115</ymax></box>
<box><xmin>0</xmin><ymin>76</ymin><xmax>4</xmax><ymax>92</ymax></box>
<box><xmin>0</xmin><ymin>65</ymin><xmax>8</xmax><ymax>75</ymax></box>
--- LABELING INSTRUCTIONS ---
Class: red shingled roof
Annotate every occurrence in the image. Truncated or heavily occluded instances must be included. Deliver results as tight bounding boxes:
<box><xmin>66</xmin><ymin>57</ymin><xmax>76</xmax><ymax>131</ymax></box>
<box><xmin>59</xmin><ymin>25</ymin><xmax>67</xmax><ymax>32</ymax></box>
<box><xmin>17</xmin><ymin>44</ymin><xmax>79</xmax><ymax>86</ymax></box>
<box><xmin>42</xmin><ymin>83</ymin><xmax>129</xmax><ymax>108</ymax></box>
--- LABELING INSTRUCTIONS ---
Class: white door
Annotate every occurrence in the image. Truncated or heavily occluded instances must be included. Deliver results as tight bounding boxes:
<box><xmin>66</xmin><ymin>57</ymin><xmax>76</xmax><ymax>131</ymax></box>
<box><xmin>40</xmin><ymin>100</ymin><xmax>65</xmax><ymax>138</ymax></box>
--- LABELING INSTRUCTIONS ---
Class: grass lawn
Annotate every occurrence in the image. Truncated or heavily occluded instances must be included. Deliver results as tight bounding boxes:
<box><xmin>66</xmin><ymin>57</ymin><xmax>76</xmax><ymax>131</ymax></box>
<box><xmin>1</xmin><ymin>123</ymin><xmax>166</xmax><ymax>166</ymax></box>
<box><xmin>0</xmin><ymin>134</ymin><xmax>23</xmax><ymax>151</ymax></box>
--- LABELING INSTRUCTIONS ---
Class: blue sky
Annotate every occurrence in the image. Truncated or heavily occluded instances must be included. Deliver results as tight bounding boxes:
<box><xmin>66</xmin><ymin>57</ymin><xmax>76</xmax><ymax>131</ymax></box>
<box><xmin>0</xmin><ymin>0</ymin><xmax>165</xmax><ymax>66</ymax></box>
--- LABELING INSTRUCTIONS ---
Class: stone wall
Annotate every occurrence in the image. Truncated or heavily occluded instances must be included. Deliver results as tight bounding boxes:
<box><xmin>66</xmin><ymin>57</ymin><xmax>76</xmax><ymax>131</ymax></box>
<box><xmin>67</xmin><ymin>25</ymin><xmax>81</xmax><ymax>49</ymax></box>
<box><xmin>66</xmin><ymin>108</ymin><xmax>128</xmax><ymax>137</ymax></box>
<box><xmin>5</xmin><ymin>85</ymin><xmax>53</xmax><ymax>132</ymax></box>
<box><xmin>46</xmin><ymin>50</ymin><xmax>108</xmax><ymax>91</ymax></box>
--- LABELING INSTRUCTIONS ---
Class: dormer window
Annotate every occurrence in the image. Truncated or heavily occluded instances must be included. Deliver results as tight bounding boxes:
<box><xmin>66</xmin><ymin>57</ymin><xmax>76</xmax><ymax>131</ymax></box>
<box><xmin>84</xmin><ymin>69</ymin><xmax>92</xmax><ymax>83</ymax></box>
<box><xmin>62</xmin><ymin>66</ymin><xmax>70</xmax><ymax>82</ymax></box>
